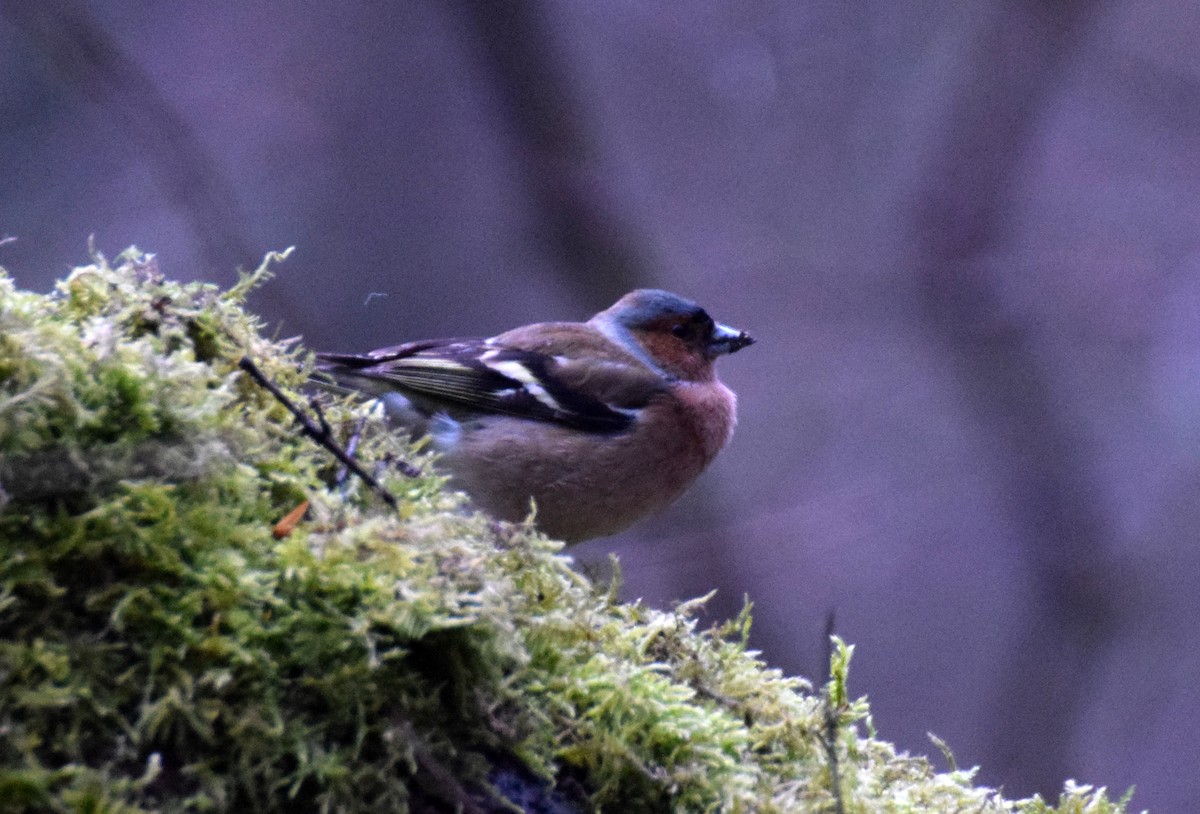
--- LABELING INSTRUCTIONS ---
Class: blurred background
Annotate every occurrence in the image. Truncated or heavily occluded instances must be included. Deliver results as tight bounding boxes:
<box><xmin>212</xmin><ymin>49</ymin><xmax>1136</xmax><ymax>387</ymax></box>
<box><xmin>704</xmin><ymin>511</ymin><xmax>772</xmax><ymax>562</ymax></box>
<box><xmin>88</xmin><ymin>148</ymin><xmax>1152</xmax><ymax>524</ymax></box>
<box><xmin>3</xmin><ymin>1</ymin><xmax>1199</xmax><ymax>809</ymax></box>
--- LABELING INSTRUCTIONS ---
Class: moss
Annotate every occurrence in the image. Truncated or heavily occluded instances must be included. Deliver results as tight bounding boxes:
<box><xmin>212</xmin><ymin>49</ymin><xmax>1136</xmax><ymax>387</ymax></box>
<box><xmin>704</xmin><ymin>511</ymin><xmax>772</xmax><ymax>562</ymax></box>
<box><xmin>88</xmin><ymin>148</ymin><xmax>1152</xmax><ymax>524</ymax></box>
<box><xmin>0</xmin><ymin>249</ymin><xmax>1139</xmax><ymax>813</ymax></box>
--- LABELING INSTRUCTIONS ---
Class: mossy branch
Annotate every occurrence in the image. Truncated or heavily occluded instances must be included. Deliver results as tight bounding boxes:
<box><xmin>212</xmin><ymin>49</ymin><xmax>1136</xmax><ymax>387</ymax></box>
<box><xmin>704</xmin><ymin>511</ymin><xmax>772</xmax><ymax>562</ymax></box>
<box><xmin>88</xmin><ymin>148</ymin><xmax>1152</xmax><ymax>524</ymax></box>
<box><xmin>0</xmin><ymin>249</ymin><xmax>1139</xmax><ymax>813</ymax></box>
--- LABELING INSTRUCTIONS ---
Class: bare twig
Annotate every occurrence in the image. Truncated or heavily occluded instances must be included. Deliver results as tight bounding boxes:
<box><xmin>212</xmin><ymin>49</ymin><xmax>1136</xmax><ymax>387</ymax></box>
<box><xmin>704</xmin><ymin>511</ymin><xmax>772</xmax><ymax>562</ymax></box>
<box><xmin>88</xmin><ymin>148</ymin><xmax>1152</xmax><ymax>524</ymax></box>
<box><xmin>399</xmin><ymin>721</ymin><xmax>490</xmax><ymax>814</ymax></box>
<box><xmin>821</xmin><ymin>611</ymin><xmax>845</xmax><ymax>814</ymax></box>
<box><xmin>238</xmin><ymin>356</ymin><xmax>398</xmax><ymax>509</ymax></box>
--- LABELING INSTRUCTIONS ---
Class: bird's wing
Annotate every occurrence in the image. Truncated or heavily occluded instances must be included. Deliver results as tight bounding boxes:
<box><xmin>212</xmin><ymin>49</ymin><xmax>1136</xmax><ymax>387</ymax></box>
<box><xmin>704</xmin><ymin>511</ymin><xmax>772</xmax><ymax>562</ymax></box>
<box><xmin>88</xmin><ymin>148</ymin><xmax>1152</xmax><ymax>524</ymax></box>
<box><xmin>316</xmin><ymin>331</ymin><xmax>662</xmax><ymax>433</ymax></box>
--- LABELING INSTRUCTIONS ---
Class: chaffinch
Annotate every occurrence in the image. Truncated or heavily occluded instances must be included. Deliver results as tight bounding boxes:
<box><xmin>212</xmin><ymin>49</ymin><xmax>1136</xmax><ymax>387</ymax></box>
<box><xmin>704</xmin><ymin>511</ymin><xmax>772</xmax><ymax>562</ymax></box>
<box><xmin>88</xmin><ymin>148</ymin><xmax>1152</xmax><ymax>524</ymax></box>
<box><xmin>315</xmin><ymin>289</ymin><xmax>754</xmax><ymax>542</ymax></box>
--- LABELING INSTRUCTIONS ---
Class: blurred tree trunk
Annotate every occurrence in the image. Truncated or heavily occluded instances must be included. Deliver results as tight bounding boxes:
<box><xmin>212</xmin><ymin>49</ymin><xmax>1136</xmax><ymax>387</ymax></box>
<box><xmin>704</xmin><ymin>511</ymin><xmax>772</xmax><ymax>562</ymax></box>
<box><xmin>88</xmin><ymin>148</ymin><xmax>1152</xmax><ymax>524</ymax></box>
<box><xmin>455</xmin><ymin>0</ymin><xmax>649</xmax><ymax>303</ymax></box>
<box><xmin>902</xmin><ymin>0</ymin><xmax>1119</xmax><ymax>797</ymax></box>
<box><xmin>1</xmin><ymin>0</ymin><xmax>258</xmax><ymax>278</ymax></box>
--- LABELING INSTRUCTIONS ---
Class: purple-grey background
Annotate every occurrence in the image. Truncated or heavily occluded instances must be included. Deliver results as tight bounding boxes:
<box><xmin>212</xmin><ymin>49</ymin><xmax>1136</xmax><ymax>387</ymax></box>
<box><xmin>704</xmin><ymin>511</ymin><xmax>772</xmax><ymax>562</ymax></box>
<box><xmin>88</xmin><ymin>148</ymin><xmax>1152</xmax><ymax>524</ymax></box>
<box><xmin>4</xmin><ymin>2</ymin><xmax>1199</xmax><ymax>809</ymax></box>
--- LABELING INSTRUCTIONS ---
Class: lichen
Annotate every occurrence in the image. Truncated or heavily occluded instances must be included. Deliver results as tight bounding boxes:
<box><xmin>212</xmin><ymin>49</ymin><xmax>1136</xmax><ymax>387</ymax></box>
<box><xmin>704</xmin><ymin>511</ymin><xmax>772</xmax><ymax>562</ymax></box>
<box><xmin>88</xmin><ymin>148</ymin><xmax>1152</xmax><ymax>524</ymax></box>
<box><xmin>0</xmin><ymin>249</ymin><xmax>1139</xmax><ymax>813</ymax></box>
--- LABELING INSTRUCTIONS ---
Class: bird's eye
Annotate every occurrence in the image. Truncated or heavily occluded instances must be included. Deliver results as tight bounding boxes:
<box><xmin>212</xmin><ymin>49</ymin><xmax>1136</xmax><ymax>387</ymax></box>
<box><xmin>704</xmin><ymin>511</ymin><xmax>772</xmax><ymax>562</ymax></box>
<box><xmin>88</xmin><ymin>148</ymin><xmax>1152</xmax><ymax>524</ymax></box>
<box><xmin>671</xmin><ymin>323</ymin><xmax>690</xmax><ymax>339</ymax></box>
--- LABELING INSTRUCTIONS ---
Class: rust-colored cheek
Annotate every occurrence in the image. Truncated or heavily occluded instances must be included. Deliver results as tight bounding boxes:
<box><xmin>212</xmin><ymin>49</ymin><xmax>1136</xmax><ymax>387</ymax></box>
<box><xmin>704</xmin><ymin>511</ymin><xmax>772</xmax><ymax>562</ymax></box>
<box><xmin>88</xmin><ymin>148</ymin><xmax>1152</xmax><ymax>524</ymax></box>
<box><xmin>635</xmin><ymin>332</ymin><xmax>711</xmax><ymax>380</ymax></box>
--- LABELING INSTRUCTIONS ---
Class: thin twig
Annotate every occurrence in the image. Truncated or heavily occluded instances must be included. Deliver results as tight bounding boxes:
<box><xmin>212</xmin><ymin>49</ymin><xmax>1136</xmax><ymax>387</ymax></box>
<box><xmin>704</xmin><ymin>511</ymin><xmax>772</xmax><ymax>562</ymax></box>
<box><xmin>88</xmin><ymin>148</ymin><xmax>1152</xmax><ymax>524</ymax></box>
<box><xmin>399</xmin><ymin>721</ymin><xmax>490</xmax><ymax>814</ymax></box>
<box><xmin>384</xmin><ymin>452</ymin><xmax>422</xmax><ymax>479</ymax></box>
<box><xmin>822</xmin><ymin>611</ymin><xmax>846</xmax><ymax>814</ymax></box>
<box><xmin>238</xmin><ymin>356</ymin><xmax>398</xmax><ymax>509</ymax></box>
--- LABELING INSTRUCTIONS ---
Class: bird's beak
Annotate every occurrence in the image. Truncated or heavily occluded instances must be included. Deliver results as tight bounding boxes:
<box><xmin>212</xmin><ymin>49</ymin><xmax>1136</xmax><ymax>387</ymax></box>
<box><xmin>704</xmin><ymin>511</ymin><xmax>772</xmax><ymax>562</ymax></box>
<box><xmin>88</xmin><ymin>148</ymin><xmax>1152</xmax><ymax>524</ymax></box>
<box><xmin>709</xmin><ymin>322</ymin><xmax>755</xmax><ymax>355</ymax></box>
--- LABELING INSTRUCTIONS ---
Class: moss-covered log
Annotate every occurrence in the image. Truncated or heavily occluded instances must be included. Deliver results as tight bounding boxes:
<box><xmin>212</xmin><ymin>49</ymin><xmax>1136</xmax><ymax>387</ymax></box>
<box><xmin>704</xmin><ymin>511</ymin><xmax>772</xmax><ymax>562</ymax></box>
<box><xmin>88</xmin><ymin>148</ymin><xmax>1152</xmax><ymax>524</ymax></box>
<box><xmin>0</xmin><ymin>249</ymin><xmax>1135</xmax><ymax>813</ymax></box>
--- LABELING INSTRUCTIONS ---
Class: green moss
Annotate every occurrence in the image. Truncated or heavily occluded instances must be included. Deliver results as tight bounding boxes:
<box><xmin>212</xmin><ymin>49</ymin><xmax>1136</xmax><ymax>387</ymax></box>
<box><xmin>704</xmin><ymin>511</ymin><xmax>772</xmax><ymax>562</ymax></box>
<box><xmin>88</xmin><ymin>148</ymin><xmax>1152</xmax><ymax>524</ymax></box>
<box><xmin>0</xmin><ymin>249</ymin><xmax>1138</xmax><ymax>813</ymax></box>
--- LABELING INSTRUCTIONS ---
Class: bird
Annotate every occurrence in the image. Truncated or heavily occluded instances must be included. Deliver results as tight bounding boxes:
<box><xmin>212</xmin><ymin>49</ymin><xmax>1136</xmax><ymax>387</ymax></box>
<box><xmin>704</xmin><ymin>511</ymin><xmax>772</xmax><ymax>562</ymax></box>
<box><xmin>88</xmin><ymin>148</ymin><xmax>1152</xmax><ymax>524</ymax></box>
<box><xmin>314</xmin><ymin>289</ymin><xmax>754</xmax><ymax>542</ymax></box>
